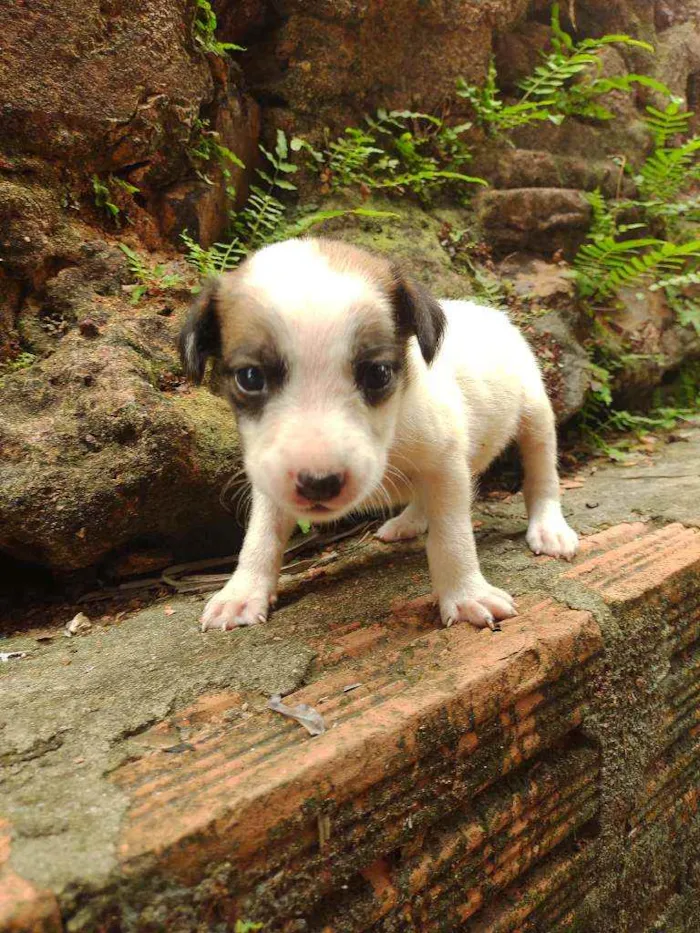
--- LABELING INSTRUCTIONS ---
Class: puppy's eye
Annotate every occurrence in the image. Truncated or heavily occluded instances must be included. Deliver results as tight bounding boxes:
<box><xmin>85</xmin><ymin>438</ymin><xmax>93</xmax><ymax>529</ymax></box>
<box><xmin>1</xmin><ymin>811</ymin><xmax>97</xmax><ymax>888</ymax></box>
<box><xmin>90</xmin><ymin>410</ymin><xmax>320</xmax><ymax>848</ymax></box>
<box><xmin>235</xmin><ymin>366</ymin><xmax>266</xmax><ymax>394</ymax></box>
<box><xmin>356</xmin><ymin>361</ymin><xmax>394</xmax><ymax>395</ymax></box>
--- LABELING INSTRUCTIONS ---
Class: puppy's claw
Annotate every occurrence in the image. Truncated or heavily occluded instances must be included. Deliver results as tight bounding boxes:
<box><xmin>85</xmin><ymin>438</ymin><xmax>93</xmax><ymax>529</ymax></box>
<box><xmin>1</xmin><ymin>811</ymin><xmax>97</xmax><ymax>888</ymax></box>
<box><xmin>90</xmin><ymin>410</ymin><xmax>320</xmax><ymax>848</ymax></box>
<box><xmin>439</xmin><ymin>581</ymin><xmax>517</xmax><ymax>630</ymax></box>
<box><xmin>200</xmin><ymin>585</ymin><xmax>274</xmax><ymax>632</ymax></box>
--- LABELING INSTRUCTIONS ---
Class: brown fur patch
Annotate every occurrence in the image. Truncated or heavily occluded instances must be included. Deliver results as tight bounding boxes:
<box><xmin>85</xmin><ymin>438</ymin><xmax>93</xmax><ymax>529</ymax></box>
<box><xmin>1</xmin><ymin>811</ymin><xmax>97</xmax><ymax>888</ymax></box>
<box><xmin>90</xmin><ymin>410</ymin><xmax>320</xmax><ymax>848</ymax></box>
<box><xmin>313</xmin><ymin>238</ymin><xmax>445</xmax><ymax>364</ymax></box>
<box><xmin>314</xmin><ymin>238</ymin><xmax>395</xmax><ymax>294</ymax></box>
<box><xmin>214</xmin><ymin>271</ymin><xmax>284</xmax><ymax>366</ymax></box>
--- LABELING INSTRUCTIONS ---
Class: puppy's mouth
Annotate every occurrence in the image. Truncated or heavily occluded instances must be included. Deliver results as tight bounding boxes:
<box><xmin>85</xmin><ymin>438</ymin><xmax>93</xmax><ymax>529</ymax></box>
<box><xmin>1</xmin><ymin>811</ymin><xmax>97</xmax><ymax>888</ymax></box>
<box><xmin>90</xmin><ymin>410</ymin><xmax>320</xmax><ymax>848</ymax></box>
<box><xmin>294</xmin><ymin>495</ymin><xmax>359</xmax><ymax>521</ymax></box>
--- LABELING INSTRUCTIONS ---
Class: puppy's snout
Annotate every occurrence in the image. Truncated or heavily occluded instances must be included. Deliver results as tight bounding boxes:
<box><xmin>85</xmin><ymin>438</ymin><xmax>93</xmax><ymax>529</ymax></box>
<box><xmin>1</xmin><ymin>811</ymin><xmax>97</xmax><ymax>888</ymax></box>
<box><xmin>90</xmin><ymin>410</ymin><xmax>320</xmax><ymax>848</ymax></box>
<box><xmin>296</xmin><ymin>470</ymin><xmax>346</xmax><ymax>503</ymax></box>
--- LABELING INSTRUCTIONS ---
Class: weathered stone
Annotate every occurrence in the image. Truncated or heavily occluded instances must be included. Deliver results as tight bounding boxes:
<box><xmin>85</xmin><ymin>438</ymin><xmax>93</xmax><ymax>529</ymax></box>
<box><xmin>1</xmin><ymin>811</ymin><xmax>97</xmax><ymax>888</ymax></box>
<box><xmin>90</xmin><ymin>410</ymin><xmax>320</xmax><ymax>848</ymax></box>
<box><xmin>237</xmin><ymin>0</ymin><xmax>531</xmax><ymax>134</ymax></box>
<box><xmin>510</xmin><ymin>111</ymin><xmax>651</xmax><ymax>165</ymax></box>
<box><xmin>493</xmin><ymin>21</ymin><xmax>552</xmax><ymax>91</ymax></box>
<box><xmin>472</xmin><ymin>146</ymin><xmax>637</xmax><ymax>198</ymax></box>
<box><xmin>497</xmin><ymin>255</ymin><xmax>591</xmax><ymax>421</ymax></box>
<box><xmin>0</xmin><ymin>1</ymin><xmax>260</xmax><ymax>251</ymax></box>
<box><xmin>0</xmin><ymin>302</ymin><xmax>242</xmax><ymax>574</ymax></box>
<box><xmin>0</xmin><ymin>274</ymin><xmax>23</xmax><ymax>364</ymax></box>
<box><xmin>530</xmin><ymin>0</ymin><xmax>657</xmax><ymax>37</ymax></box>
<box><xmin>155</xmin><ymin>87</ymin><xmax>260</xmax><ymax>246</ymax></box>
<box><xmin>0</xmin><ymin>0</ymin><xmax>210</xmax><ymax>174</ymax></box>
<box><xmin>653</xmin><ymin>20</ymin><xmax>700</xmax><ymax>99</ymax></box>
<box><xmin>605</xmin><ymin>286</ymin><xmax>700</xmax><ymax>403</ymax></box>
<box><xmin>0</xmin><ymin>180</ymin><xmax>77</xmax><ymax>289</ymax></box>
<box><xmin>474</xmin><ymin>188</ymin><xmax>593</xmax><ymax>256</ymax></box>
<box><xmin>0</xmin><ymin>821</ymin><xmax>61</xmax><ymax>933</ymax></box>
<box><xmin>214</xmin><ymin>0</ymin><xmax>270</xmax><ymax>46</ymax></box>
<box><xmin>499</xmin><ymin>254</ymin><xmax>577</xmax><ymax>302</ymax></box>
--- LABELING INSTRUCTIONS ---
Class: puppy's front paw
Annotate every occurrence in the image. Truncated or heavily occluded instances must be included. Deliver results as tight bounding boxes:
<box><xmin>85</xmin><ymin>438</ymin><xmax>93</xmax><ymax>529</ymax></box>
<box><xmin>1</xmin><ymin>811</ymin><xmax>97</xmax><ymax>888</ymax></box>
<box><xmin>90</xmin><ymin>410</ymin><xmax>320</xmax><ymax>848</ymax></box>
<box><xmin>376</xmin><ymin>510</ymin><xmax>428</xmax><ymax>542</ymax></box>
<box><xmin>527</xmin><ymin>512</ymin><xmax>579</xmax><ymax>561</ymax></box>
<box><xmin>201</xmin><ymin>578</ymin><xmax>275</xmax><ymax>632</ymax></box>
<box><xmin>439</xmin><ymin>580</ymin><xmax>517</xmax><ymax>631</ymax></box>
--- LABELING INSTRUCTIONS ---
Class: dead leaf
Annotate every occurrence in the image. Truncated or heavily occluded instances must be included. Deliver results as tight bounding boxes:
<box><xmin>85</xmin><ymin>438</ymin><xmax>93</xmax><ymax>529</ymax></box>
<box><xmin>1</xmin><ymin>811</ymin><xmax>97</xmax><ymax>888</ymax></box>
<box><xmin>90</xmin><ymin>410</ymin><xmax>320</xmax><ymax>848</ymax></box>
<box><xmin>65</xmin><ymin>612</ymin><xmax>92</xmax><ymax>637</ymax></box>
<box><xmin>268</xmin><ymin>695</ymin><xmax>326</xmax><ymax>736</ymax></box>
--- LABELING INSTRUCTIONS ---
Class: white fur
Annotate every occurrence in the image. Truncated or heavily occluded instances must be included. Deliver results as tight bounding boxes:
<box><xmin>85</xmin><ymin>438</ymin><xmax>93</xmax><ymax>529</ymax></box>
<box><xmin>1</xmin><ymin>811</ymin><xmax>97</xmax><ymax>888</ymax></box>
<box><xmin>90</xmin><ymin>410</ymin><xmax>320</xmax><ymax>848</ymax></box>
<box><xmin>201</xmin><ymin>241</ymin><xmax>578</xmax><ymax>632</ymax></box>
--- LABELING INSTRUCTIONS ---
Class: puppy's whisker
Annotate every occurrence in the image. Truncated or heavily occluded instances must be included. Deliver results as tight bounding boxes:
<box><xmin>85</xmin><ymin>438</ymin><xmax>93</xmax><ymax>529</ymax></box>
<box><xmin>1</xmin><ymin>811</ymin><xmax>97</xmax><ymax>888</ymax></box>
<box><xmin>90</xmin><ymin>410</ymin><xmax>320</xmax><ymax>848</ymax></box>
<box><xmin>222</xmin><ymin>484</ymin><xmax>249</xmax><ymax>519</ymax></box>
<box><xmin>220</xmin><ymin>467</ymin><xmax>250</xmax><ymax>511</ymax></box>
<box><xmin>229</xmin><ymin>482</ymin><xmax>252</xmax><ymax>524</ymax></box>
<box><xmin>381</xmin><ymin>472</ymin><xmax>402</xmax><ymax>507</ymax></box>
<box><xmin>390</xmin><ymin>449</ymin><xmax>419</xmax><ymax>475</ymax></box>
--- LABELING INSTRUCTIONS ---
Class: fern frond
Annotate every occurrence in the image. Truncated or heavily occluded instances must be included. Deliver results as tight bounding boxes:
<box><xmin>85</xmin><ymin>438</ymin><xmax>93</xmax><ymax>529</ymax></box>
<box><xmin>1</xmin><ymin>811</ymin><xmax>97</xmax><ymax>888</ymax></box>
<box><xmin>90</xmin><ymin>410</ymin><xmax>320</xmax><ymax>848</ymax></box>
<box><xmin>584</xmin><ymin>190</ymin><xmax>618</xmax><ymax>240</ymax></box>
<box><xmin>635</xmin><ymin>137</ymin><xmax>700</xmax><ymax>202</ymax></box>
<box><xmin>650</xmin><ymin>268</ymin><xmax>700</xmax><ymax>291</ymax></box>
<box><xmin>644</xmin><ymin>195</ymin><xmax>700</xmax><ymax>222</ymax></box>
<box><xmin>181</xmin><ymin>232</ymin><xmax>245</xmax><ymax>276</ymax></box>
<box><xmin>644</xmin><ymin>101</ymin><xmax>694</xmax><ymax>148</ymax></box>
<box><xmin>575</xmin><ymin>237</ymin><xmax>700</xmax><ymax>297</ymax></box>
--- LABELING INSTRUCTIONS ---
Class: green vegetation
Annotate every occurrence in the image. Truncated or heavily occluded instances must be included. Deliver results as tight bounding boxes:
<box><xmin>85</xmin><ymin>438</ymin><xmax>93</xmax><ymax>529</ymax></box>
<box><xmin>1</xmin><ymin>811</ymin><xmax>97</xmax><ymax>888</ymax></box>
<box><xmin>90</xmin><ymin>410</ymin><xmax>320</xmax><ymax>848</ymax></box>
<box><xmin>92</xmin><ymin>174</ymin><xmax>139</xmax><ymax>224</ymax></box>
<box><xmin>189</xmin><ymin>117</ymin><xmax>245</xmax><ymax>186</ymax></box>
<box><xmin>573</xmin><ymin>99</ymin><xmax>700</xmax><ymax>302</ymax></box>
<box><xmin>118</xmin><ymin>244</ymin><xmax>184</xmax><ymax>304</ymax></box>
<box><xmin>0</xmin><ymin>351</ymin><xmax>37</xmax><ymax>377</ymax></box>
<box><xmin>569</xmin><ymin>94</ymin><xmax>699</xmax><ymax>454</ymax></box>
<box><xmin>299</xmin><ymin>109</ymin><xmax>486</xmax><ymax>200</ymax></box>
<box><xmin>192</xmin><ymin>0</ymin><xmax>243</xmax><ymax>57</ymax></box>
<box><xmin>182</xmin><ymin>129</ymin><xmax>396</xmax><ymax>276</ymax></box>
<box><xmin>457</xmin><ymin>3</ymin><xmax>662</xmax><ymax>134</ymax></box>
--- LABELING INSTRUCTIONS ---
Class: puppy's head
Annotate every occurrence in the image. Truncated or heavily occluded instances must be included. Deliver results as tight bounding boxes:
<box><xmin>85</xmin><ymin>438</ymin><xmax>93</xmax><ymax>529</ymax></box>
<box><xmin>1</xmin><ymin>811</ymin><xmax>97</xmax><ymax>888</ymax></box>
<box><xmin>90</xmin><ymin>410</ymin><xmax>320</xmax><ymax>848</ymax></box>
<box><xmin>179</xmin><ymin>238</ymin><xmax>445</xmax><ymax>522</ymax></box>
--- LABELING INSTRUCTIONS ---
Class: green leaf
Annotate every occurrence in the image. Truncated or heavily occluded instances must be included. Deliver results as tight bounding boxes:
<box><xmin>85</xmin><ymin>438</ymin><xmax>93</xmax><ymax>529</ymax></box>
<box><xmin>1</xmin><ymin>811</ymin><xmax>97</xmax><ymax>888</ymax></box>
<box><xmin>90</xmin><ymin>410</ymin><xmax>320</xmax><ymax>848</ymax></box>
<box><xmin>283</xmin><ymin>207</ymin><xmax>400</xmax><ymax>236</ymax></box>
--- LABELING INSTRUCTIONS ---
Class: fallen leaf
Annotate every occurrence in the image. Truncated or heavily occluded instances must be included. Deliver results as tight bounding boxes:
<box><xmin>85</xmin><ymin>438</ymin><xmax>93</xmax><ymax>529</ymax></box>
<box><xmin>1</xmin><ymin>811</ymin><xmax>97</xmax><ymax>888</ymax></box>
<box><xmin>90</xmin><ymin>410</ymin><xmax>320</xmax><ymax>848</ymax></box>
<box><xmin>65</xmin><ymin>612</ymin><xmax>92</xmax><ymax>637</ymax></box>
<box><xmin>268</xmin><ymin>695</ymin><xmax>326</xmax><ymax>736</ymax></box>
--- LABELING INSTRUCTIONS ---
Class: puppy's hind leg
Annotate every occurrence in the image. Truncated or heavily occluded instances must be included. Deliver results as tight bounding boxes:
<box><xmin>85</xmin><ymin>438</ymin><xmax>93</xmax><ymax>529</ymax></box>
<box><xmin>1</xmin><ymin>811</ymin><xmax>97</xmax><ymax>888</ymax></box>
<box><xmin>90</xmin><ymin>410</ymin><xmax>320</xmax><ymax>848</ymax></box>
<box><xmin>518</xmin><ymin>392</ymin><xmax>579</xmax><ymax>560</ymax></box>
<box><xmin>376</xmin><ymin>499</ymin><xmax>428</xmax><ymax>542</ymax></box>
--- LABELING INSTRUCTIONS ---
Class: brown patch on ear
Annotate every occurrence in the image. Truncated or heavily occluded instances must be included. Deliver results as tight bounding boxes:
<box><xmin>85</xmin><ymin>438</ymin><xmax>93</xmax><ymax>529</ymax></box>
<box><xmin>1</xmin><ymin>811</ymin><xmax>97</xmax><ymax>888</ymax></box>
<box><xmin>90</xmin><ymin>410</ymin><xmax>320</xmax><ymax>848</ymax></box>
<box><xmin>178</xmin><ymin>277</ymin><xmax>221</xmax><ymax>384</ymax></box>
<box><xmin>390</xmin><ymin>264</ymin><xmax>446</xmax><ymax>365</ymax></box>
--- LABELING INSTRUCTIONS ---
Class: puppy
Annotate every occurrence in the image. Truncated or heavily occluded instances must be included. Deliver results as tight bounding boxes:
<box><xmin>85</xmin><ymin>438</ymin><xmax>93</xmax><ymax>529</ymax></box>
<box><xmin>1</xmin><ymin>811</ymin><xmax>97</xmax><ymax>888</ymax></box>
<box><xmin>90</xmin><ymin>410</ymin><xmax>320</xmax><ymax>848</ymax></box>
<box><xmin>179</xmin><ymin>237</ymin><xmax>578</xmax><ymax>632</ymax></box>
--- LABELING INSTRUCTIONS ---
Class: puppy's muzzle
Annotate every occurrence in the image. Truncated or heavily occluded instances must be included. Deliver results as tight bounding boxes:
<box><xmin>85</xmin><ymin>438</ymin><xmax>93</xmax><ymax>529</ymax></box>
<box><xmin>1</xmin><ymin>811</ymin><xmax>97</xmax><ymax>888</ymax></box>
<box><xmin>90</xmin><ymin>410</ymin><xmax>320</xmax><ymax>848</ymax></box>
<box><xmin>295</xmin><ymin>470</ymin><xmax>347</xmax><ymax>503</ymax></box>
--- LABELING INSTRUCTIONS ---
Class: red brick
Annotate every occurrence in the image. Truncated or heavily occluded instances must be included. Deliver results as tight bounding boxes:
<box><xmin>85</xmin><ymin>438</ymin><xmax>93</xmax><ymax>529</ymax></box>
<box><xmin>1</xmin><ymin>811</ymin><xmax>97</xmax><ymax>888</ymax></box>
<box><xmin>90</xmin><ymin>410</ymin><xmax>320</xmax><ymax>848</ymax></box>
<box><xmin>114</xmin><ymin>599</ymin><xmax>601</xmax><ymax>895</ymax></box>
<box><xmin>0</xmin><ymin>823</ymin><xmax>62</xmax><ymax>933</ymax></box>
<box><xmin>565</xmin><ymin>523</ymin><xmax>700</xmax><ymax>603</ymax></box>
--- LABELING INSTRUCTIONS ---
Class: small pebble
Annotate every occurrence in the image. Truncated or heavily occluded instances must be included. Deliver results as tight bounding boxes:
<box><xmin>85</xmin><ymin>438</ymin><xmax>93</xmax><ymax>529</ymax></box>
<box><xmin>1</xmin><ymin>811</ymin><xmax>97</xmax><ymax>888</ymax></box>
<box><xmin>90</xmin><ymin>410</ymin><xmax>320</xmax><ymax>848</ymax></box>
<box><xmin>78</xmin><ymin>318</ymin><xmax>100</xmax><ymax>338</ymax></box>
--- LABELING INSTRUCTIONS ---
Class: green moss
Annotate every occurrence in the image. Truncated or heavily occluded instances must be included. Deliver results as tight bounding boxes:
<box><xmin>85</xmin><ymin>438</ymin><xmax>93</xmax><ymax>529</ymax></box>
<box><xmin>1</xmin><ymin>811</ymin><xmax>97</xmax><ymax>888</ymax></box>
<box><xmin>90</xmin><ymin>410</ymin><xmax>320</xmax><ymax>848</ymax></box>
<box><xmin>171</xmin><ymin>389</ymin><xmax>240</xmax><ymax>477</ymax></box>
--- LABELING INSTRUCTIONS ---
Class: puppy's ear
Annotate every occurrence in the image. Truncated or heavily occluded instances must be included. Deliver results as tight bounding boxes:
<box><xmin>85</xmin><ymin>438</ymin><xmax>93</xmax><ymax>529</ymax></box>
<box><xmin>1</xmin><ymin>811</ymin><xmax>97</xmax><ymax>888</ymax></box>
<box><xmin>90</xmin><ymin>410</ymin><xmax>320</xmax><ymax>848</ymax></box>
<box><xmin>390</xmin><ymin>265</ymin><xmax>446</xmax><ymax>365</ymax></box>
<box><xmin>178</xmin><ymin>278</ymin><xmax>221</xmax><ymax>383</ymax></box>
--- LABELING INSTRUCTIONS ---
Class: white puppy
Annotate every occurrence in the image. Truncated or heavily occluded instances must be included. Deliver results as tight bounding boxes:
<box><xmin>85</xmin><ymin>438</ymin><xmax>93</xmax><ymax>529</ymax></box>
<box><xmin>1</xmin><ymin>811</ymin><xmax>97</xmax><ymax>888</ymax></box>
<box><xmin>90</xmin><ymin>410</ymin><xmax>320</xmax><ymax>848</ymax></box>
<box><xmin>179</xmin><ymin>238</ymin><xmax>578</xmax><ymax>632</ymax></box>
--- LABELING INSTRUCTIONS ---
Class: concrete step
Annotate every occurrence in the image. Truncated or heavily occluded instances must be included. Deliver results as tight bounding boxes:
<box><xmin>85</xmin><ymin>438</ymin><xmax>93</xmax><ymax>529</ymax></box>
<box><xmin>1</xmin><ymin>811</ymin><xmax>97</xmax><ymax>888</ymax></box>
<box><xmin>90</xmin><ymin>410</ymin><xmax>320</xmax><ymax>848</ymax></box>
<box><xmin>2</xmin><ymin>424</ymin><xmax>700</xmax><ymax>932</ymax></box>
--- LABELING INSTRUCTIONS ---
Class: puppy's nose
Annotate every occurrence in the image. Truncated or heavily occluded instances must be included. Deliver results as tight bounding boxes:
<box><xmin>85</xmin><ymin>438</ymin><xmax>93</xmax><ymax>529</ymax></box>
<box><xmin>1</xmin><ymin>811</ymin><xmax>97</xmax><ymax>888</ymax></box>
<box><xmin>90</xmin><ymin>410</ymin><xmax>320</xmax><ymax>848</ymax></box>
<box><xmin>296</xmin><ymin>470</ymin><xmax>346</xmax><ymax>503</ymax></box>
